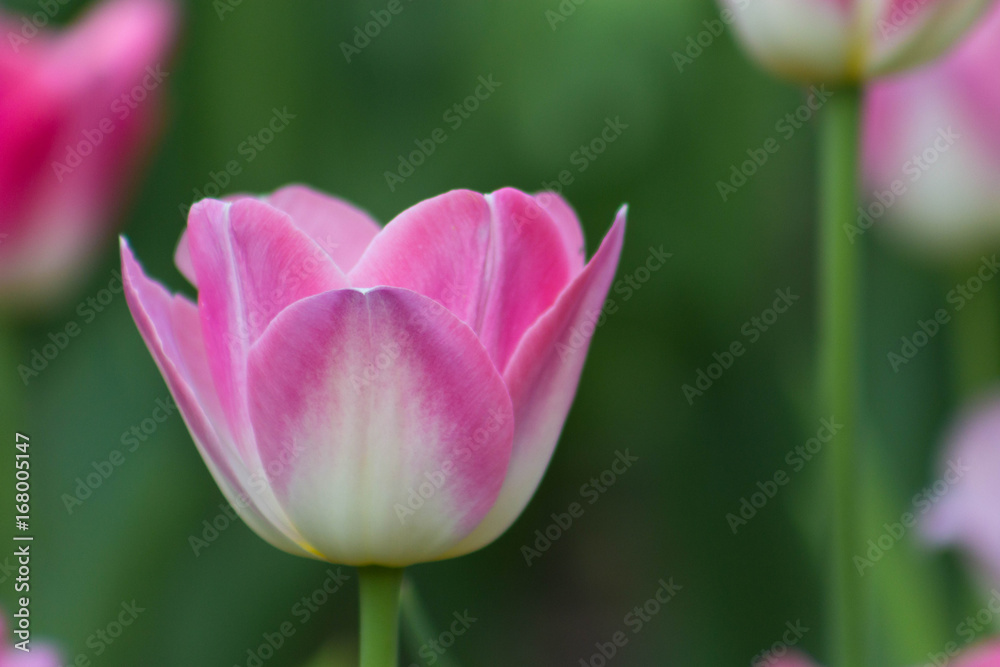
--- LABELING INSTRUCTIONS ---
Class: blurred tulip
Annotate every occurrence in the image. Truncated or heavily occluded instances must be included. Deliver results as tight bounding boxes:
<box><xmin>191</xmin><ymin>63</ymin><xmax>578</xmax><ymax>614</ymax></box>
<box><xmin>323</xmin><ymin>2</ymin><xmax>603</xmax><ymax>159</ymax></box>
<box><xmin>720</xmin><ymin>0</ymin><xmax>995</xmax><ymax>83</ymax></box>
<box><xmin>762</xmin><ymin>642</ymin><xmax>1000</xmax><ymax>667</ymax></box>
<box><xmin>922</xmin><ymin>390</ymin><xmax>1000</xmax><ymax>585</ymax></box>
<box><xmin>0</xmin><ymin>0</ymin><xmax>176</xmax><ymax>308</ymax></box>
<box><xmin>121</xmin><ymin>185</ymin><xmax>625</xmax><ymax>566</ymax></box>
<box><xmin>1</xmin><ymin>612</ymin><xmax>61</xmax><ymax>666</ymax></box>
<box><xmin>862</xmin><ymin>2</ymin><xmax>1000</xmax><ymax>257</ymax></box>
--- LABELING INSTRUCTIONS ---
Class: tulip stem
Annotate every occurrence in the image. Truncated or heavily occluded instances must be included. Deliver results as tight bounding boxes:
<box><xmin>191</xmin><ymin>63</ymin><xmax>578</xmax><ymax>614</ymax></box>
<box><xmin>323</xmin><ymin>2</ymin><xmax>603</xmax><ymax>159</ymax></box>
<box><xmin>819</xmin><ymin>85</ymin><xmax>864</xmax><ymax>667</ymax></box>
<box><xmin>358</xmin><ymin>566</ymin><xmax>404</xmax><ymax>667</ymax></box>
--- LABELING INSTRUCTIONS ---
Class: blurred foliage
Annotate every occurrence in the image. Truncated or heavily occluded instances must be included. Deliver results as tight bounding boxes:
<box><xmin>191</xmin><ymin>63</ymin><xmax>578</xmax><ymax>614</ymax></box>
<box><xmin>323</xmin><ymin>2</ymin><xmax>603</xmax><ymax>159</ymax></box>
<box><xmin>0</xmin><ymin>0</ymin><xmax>990</xmax><ymax>664</ymax></box>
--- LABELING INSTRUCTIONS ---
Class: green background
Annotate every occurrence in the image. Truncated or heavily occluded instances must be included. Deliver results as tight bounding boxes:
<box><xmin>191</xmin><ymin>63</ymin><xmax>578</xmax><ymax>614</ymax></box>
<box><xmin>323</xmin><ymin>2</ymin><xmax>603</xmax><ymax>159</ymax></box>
<box><xmin>0</xmin><ymin>0</ymin><xmax>992</xmax><ymax>664</ymax></box>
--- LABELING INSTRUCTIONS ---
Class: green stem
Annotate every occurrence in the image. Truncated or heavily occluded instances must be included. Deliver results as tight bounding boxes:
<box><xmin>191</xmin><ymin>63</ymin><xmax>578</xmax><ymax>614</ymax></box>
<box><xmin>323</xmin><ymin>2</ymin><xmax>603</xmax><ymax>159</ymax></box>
<box><xmin>358</xmin><ymin>566</ymin><xmax>404</xmax><ymax>667</ymax></box>
<box><xmin>819</xmin><ymin>85</ymin><xmax>864</xmax><ymax>667</ymax></box>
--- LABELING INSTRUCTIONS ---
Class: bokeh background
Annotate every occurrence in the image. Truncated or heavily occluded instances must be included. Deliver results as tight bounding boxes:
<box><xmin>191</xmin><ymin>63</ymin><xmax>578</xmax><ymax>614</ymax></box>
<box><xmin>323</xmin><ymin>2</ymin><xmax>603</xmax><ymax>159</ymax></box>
<box><xmin>0</xmin><ymin>0</ymin><xmax>991</xmax><ymax>664</ymax></box>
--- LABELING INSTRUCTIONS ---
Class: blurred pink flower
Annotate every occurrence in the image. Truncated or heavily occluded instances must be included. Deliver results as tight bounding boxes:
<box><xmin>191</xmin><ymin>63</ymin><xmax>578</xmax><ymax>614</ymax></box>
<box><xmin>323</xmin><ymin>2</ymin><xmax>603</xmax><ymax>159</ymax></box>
<box><xmin>922</xmin><ymin>390</ymin><xmax>1000</xmax><ymax>585</ymax></box>
<box><xmin>762</xmin><ymin>641</ymin><xmax>1000</xmax><ymax>667</ymax></box>
<box><xmin>1</xmin><ymin>612</ymin><xmax>61</xmax><ymax>666</ymax></box>
<box><xmin>0</xmin><ymin>0</ymin><xmax>176</xmax><ymax>307</ymax></box>
<box><xmin>121</xmin><ymin>185</ymin><xmax>625</xmax><ymax>566</ymax></box>
<box><xmin>719</xmin><ymin>0</ymin><xmax>996</xmax><ymax>83</ymax></box>
<box><xmin>862</xmin><ymin>1</ymin><xmax>1000</xmax><ymax>257</ymax></box>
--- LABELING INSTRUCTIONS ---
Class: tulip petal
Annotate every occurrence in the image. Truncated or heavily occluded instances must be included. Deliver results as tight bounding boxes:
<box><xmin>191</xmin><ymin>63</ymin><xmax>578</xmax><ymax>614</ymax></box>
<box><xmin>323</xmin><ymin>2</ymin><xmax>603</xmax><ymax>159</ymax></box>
<box><xmin>121</xmin><ymin>238</ymin><xmax>316</xmax><ymax>558</ymax></box>
<box><xmin>265</xmin><ymin>184</ymin><xmax>382</xmax><ymax>272</ymax></box>
<box><xmin>186</xmin><ymin>198</ymin><xmax>349</xmax><ymax>450</ymax></box>
<box><xmin>534</xmin><ymin>192</ymin><xmax>586</xmax><ymax>275</ymax></box>
<box><xmin>444</xmin><ymin>207</ymin><xmax>625</xmax><ymax>556</ymax></box>
<box><xmin>246</xmin><ymin>287</ymin><xmax>515</xmax><ymax>566</ymax></box>
<box><xmin>350</xmin><ymin>188</ymin><xmax>573</xmax><ymax>370</ymax></box>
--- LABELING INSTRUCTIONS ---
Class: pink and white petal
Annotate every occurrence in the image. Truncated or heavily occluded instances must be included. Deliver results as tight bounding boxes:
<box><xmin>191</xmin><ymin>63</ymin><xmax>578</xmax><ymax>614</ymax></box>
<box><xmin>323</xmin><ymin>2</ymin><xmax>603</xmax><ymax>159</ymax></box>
<box><xmin>265</xmin><ymin>184</ymin><xmax>382</xmax><ymax>272</ymax></box>
<box><xmin>246</xmin><ymin>287</ymin><xmax>514</xmax><ymax>566</ymax></box>
<box><xmin>723</xmin><ymin>0</ymin><xmax>853</xmax><ymax>81</ymax></box>
<box><xmin>444</xmin><ymin>207</ymin><xmax>626</xmax><ymax>556</ymax></box>
<box><xmin>350</xmin><ymin>188</ymin><xmax>573</xmax><ymax>370</ymax></box>
<box><xmin>121</xmin><ymin>239</ymin><xmax>316</xmax><ymax>558</ymax></box>
<box><xmin>954</xmin><ymin>640</ymin><xmax>1000</xmax><ymax>667</ymax></box>
<box><xmin>534</xmin><ymin>192</ymin><xmax>586</xmax><ymax>275</ymax></box>
<box><xmin>870</xmin><ymin>0</ymin><xmax>994</xmax><ymax>76</ymax></box>
<box><xmin>186</xmin><ymin>198</ymin><xmax>348</xmax><ymax>449</ymax></box>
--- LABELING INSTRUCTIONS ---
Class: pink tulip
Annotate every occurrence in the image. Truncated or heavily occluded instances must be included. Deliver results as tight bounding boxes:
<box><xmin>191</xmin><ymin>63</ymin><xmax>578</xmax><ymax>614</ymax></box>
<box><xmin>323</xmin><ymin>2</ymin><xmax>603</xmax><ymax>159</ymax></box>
<box><xmin>121</xmin><ymin>185</ymin><xmax>625</xmax><ymax>566</ymax></box>
<box><xmin>862</xmin><ymin>1</ymin><xmax>1000</xmax><ymax>257</ymax></box>
<box><xmin>922</xmin><ymin>390</ymin><xmax>1000</xmax><ymax>585</ymax></box>
<box><xmin>720</xmin><ymin>0</ymin><xmax>996</xmax><ymax>83</ymax></box>
<box><xmin>0</xmin><ymin>0</ymin><xmax>176</xmax><ymax>307</ymax></box>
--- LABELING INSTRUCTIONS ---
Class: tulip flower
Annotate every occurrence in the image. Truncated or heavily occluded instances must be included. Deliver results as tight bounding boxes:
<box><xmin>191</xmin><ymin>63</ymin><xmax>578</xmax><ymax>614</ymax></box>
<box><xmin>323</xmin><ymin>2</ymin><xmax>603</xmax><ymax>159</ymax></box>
<box><xmin>862</xmin><ymin>1</ymin><xmax>1000</xmax><ymax>256</ymax></box>
<box><xmin>122</xmin><ymin>185</ymin><xmax>625</xmax><ymax>567</ymax></box>
<box><xmin>0</xmin><ymin>0</ymin><xmax>176</xmax><ymax>307</ymax></box>
<box><xmin>719</xmin><ymin>0</ymin><xmax>996</xmax><ymax>83</ymax></box>
<box><xmin>922</xmin><ymin>390</ymin><xmax>1000</xmax><ymax>586</ymax></box>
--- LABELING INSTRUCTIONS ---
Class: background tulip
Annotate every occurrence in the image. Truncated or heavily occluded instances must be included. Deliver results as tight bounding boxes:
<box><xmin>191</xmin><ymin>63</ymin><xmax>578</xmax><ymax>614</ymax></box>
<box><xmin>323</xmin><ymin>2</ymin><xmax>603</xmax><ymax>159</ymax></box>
<box><xmin>0</xmin><ymin>0</ymin><xmax>176</xmax><ymax>308</ymax></box>
<box><xmin>720</xmin><ymin>0</ymin><xmax>996</xmax><ymax>83</ymax></box>
<box><xmin>122</xmin><ymin>185</ymin><xmax>625</xmax><ymax>567</ymax></box>
<box><xmin>763</xmin><ymin>641</ymin><xmax>1000</xmax><ymax>667</ymax></box>
<box><xmin>0</xmin><ymin>613</ymin><xmax>61</xmax><ymax>667</ymax></box>
<box><xmin>922</xmin><ymin>390</ymin><xmax>1000</xmax><ymax>586</ymax></box>
<box><xmin>862</xmin><ymin>1</ymin><xmax>1000</xmax><ymax>257</ymax></box>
